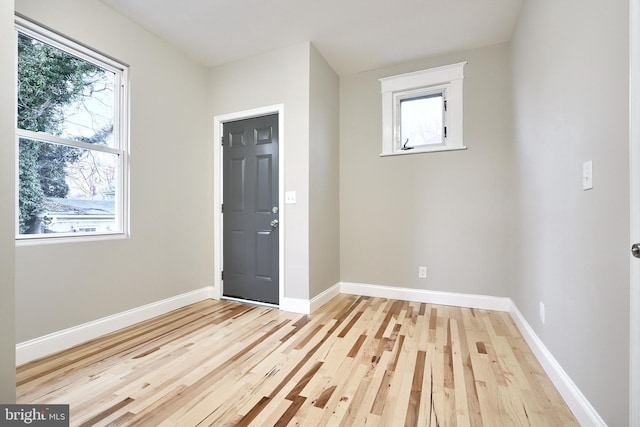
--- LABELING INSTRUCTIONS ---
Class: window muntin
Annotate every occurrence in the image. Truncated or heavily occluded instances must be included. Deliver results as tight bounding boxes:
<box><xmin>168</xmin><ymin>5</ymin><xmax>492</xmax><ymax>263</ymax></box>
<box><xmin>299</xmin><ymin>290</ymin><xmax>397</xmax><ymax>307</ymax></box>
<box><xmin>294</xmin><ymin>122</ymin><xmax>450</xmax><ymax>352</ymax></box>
<box><xmin>379</xmin><ymin>62</ymin><xmax>466</xmax><ymax>156</ymax></box>
<box><xmin>15</xmin><ymin>18</ymin><xmax>128</xmax><ymax>240</ymax></box>
<box><xmin>399</xmin><ymin>91</ymin><xmax>445</xmax><ymax>150</ymax></box>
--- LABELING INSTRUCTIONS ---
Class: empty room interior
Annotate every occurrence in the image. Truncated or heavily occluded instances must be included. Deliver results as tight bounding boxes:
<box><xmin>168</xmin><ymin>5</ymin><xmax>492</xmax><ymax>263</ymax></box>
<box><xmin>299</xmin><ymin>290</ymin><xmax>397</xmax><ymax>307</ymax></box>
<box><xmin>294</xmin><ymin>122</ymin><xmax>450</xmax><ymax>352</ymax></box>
<box><xmin>0</xmin><ymin>0</ymin><xmax>638</xmax><ymax>425</ymax></box>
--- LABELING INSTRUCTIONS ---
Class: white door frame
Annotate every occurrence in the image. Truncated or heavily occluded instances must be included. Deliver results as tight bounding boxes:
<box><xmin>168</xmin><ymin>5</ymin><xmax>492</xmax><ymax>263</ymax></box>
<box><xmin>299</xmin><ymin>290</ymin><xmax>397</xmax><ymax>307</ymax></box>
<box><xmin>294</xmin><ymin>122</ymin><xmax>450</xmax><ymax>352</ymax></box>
<box><xmin>630</xmin><ymin>0</ymin><xmax>639</xmax><ymax>424</ymax></box>
<box><xmin>213</xmin><ymin>104</ymin><xmax>285</xmax><ymax>307</ymax></box>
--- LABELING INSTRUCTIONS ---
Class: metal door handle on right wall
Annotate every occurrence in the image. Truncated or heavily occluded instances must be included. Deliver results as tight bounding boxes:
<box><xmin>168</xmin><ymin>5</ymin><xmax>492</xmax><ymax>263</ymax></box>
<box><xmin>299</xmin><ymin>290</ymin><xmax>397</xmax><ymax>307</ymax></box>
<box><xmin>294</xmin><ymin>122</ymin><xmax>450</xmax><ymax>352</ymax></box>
<box><xmin>271</xmin><ymin>219</ymin><xmax>279</xmax><ymax>228</ymax></box>
<box><xmin>632</xmin><ymin>243</ymin><xmax>640</xmax><ymax>258</ymax></box>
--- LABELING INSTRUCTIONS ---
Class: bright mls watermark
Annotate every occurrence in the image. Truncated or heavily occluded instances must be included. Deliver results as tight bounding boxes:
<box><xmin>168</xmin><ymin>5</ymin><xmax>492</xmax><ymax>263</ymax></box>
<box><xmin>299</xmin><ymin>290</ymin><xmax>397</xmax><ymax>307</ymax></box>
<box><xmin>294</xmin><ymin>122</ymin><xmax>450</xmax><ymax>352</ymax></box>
<box><xmin>1</xmin><ymin>405</ymin><xmax>69</xmax><ymax>426</ymax></box>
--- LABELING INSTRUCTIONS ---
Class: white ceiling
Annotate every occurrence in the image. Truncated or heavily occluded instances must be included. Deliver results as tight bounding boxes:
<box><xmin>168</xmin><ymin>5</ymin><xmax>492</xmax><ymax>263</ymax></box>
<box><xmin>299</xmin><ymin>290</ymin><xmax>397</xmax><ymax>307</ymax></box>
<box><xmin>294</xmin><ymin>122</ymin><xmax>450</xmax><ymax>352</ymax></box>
<box><xmin>100</xmin><ymin>0</ymin><xmax>523</xmax><ymax>76</ymax></box>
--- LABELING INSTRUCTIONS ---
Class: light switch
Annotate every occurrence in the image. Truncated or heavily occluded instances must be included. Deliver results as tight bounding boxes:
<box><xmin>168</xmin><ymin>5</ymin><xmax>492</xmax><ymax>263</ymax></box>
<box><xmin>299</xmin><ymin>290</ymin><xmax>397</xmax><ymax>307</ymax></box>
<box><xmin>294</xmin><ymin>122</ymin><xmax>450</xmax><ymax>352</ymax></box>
<box><xmin>583</xmin><ymin>160</ymin><xmax>593</xmax><ymax>190</ymax></box>
<box><xmin>285</xmin><ymin>191</ymin><xmax>297</xmax><ymax>204</ymax></box>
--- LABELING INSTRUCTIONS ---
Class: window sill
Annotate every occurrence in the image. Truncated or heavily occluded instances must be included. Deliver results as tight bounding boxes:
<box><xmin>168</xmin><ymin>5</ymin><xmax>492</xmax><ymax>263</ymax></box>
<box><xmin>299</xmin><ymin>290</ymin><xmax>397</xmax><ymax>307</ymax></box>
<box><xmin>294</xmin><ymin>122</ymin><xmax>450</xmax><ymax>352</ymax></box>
<box><xmin>16</xmin><ymin>232</ymin><xmax>128</xmax><ymax>247</ymax></box>
<box><xmin>379</xmin><ymin>145</ymin><xmax>467</xmax><ymax>157</ymax></box>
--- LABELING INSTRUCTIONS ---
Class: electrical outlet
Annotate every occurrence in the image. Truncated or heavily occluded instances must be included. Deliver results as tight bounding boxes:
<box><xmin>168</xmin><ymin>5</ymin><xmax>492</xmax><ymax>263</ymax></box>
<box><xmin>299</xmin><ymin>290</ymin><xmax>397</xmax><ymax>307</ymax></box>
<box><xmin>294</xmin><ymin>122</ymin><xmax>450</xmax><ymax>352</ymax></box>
<box><xmin>583</xmin><ymin>160</ymin><xmax>593</xmax><ymax>190</ymax></box>
<box><xmin>539</xmin><ymin>302</ymin><xmax>546</xmax><ymax>324</ymax></box>
<box><xmin>418</xmin><ymin>266</ymin><xmax>427</xmax><ymax>279</ymax></box>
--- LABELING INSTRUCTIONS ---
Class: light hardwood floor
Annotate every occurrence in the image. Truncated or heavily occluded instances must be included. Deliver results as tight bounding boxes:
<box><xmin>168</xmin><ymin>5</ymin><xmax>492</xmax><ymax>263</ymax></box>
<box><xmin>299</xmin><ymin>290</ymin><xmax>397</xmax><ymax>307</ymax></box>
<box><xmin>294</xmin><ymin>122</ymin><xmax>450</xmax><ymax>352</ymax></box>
<box><xmin>17</xmin><ymin>294</ymin><xmax>578</xmax><ymax>426</ymax></box>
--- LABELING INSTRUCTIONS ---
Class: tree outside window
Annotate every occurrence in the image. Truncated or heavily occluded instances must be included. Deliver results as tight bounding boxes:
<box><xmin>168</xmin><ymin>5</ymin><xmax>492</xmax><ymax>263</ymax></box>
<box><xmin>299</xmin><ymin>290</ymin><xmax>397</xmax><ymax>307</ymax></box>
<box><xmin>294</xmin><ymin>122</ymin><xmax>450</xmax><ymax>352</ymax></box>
<box><xmin>16</xmin><ymin>19</ymin><xmax>128</xmax><ymax>238</ymax></box>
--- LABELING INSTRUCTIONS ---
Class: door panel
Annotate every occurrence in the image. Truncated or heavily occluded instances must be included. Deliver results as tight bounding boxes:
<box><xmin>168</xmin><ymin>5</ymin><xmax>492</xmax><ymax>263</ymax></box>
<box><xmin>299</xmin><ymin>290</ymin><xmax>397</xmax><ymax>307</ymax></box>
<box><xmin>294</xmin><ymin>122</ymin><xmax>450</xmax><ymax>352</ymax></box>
<box><xmin>230</xmin><ymin>158</ymin><xmax>245</xmax><ymax>212</ymax></box>
<box><xmin>255</xmin><ymin>230</ymin><xmax>273</xmax><ymax>279</ymax></box>
<box><xmin>256</xmin><ymin>155</ymin><xmax>273</xmax><ymax>212</ymax></box>
<box><xmin>223</xmin><ymin>114</ymin><xmax>279</xmax><ymax>304</ymax></box>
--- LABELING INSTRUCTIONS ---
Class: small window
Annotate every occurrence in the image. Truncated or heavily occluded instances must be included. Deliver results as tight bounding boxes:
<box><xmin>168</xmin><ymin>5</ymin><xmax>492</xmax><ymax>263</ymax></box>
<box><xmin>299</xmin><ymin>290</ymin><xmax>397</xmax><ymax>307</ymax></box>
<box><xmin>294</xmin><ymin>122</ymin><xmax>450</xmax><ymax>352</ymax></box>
<box><xmin>380</xmin><ymin>62</ymin><xmax>466</xmax><ymax>156</ymax></box>
<box><xmin>399</xmin><ymin>91</ymin><xmax>445</xmax><ymax>149</ymax></box>
<box><xmin>15</xmin><ymin>17</ymin><xmax>129</xmax><ymax>240</ymax></box>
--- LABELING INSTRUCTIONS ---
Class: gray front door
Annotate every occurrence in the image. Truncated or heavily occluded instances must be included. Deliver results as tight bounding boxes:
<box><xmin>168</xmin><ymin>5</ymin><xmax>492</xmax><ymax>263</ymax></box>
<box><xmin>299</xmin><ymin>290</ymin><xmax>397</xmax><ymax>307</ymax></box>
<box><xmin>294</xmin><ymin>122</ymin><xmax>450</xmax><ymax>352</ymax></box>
<box><xmin>222</xmin><ymin>114</ymin><xmax>279</xmax><ymax>304</ymax></box>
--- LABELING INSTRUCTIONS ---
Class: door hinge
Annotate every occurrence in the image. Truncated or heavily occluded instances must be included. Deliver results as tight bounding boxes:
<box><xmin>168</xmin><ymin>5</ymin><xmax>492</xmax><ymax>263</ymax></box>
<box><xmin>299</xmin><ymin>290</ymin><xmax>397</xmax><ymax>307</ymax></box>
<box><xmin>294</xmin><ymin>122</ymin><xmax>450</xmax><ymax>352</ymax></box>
<box><xmin>444</xmin><ymin>99</ymin><xmax>448</xmax><ymax>112</ymax></box>
<box><xmin>221</xmin><ymin>270</ymin><xmax>224</xmax><ymax>280</ymax></box>
<box><xmin>444</xmin><ymin>126</ymin><xmax>447</xmax><ymax>138</ymax></box>
<box><xmin>221</xmin><ymin>136</ymin><xmax>224</xmax><ymax>146</ymax></box>
<box><xmin>221</xmin><ymin>203</ymin><xmax>224</xmax><ymax>213</ymax></box>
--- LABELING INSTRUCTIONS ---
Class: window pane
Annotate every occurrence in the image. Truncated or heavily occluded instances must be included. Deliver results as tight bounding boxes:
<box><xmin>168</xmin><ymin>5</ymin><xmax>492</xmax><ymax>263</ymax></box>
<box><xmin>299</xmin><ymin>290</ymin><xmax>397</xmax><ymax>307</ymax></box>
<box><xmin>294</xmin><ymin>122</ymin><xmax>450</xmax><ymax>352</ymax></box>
<box><xmin>400</xmin><ymin>94</ymin><xmax>444</xmax><ymax>148</ymax></box>
<box><xmin>18</xmin><ymin>138</ymin><xmax>119</xmax><ymax>235</ymax></box>
<box><xmin>17</xmin><ymin>33</ymin><xmax>116</xmax><ymax>147</ymax></box>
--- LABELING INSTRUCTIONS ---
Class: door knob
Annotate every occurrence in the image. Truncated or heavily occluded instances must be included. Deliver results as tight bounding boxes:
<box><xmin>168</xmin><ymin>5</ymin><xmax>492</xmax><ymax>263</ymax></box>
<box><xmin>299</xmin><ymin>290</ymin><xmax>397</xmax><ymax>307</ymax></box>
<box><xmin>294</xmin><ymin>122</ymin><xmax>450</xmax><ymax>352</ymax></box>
<box><xmin>633</xmin><ymin>243</ymin><xmax>640</xmax><ymax>258</ymax></box>
<box><xmin>270</xmin><ymin>219</ymin><xmax>279</xmax><ymax>228</ymax></box>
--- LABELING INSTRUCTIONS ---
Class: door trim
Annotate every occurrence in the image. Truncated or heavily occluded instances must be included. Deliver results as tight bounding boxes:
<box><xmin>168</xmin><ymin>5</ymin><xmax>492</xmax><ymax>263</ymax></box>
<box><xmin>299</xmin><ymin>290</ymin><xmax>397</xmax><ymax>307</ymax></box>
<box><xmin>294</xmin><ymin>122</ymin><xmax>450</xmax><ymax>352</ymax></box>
<box><xmin>213</xmin><ymin>105</ymin><xmax>285</xmax><ymax>307</ymax></box>
<box><xmin>630</xmin><ymin>0</ymin><xmax>639</xmax><ymax>423</ymax></box>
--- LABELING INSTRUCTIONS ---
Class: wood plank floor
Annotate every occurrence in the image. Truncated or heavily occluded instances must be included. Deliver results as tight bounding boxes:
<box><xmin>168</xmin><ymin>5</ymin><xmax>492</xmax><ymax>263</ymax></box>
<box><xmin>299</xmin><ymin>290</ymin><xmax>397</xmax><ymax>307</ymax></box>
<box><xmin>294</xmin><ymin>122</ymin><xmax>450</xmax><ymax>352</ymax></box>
<box><xmin>17</xmin><ymin>294</ymin><xmax>579</xmax><ymax>426</ymax></box>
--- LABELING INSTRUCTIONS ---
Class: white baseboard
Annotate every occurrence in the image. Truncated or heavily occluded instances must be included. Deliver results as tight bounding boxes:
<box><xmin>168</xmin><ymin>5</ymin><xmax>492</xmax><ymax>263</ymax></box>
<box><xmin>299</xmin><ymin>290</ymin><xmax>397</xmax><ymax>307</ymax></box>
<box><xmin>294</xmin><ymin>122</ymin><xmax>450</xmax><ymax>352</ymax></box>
<box><xmin>279</xmin><ymin>297</ymin><xmax>310</xmax><ymax>314</ymax></box>
<box><xmin>508</xmin><ymin>302</ymin><xmax>606</xmax><ymax>427</ymax></box>
<box><xmin>16</xmin><ymin>286</ymin><xmax>214</xmax><ymax>365</ymax></box>
<box><xmin>280</xmin><ymin>283</ymin><xmax>340</xmax><ymax>314</ymax></box>
<box><xmin>339</xmin><ymin>281</ymin><xmax>512</xmax><ymax>312</ymax></box>
<box><xmin>279</xmin><ymin>283</ymin><xmax>341</xmax><ymax>315</ymax></box>
<box><xmin>310</xmin><ymin>283</ymin><xmax>341</xmax><ymax>313</ymax></box>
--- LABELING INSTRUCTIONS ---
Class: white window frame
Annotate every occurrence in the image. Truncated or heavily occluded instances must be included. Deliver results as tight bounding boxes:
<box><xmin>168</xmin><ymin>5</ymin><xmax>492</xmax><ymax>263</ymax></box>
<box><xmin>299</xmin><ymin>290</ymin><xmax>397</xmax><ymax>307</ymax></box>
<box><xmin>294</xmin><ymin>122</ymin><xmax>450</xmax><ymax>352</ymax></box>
<box><xmin>380</xmin><ymin>61</ymin><xmax>467</xmax><ymax>156</ymax></box>
<box><xmin>15</xmin><ymin>17</ymin><xmax>129</xmax><ymax>243</ymax></box>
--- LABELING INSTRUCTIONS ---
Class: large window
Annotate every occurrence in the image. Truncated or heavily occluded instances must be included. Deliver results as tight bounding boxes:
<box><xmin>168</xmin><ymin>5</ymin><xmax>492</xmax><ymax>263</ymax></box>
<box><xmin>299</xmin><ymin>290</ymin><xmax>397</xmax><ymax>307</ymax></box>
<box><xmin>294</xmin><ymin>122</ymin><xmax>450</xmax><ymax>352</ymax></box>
<box><xmin>15</xmin><ymin>17</ymin><xmax>128</xmax><ymax>240</ymax></box>
<box><xmin>379</xmin><ymin>62</ymin><xmax>466</xmax><ymax>156</ymax></box>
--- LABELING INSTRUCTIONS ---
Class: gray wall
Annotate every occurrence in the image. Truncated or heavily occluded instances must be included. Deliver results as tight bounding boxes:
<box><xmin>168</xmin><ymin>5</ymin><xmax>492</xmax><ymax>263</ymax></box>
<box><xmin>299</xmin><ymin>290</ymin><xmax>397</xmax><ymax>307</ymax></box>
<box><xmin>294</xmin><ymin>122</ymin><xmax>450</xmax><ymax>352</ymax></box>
<box><xmin>309</xmin><ymin>45</ymin><xmax>341</xmax><ymax>299</ymax></box>
<box><xmin>14</xmin><ymin>0</ymin><xmax>213</xmax><ymax>342</ymax></box>
<box><xmin>208</xmin><ymin>42</ymin><xmax>312</xmax><ymax>300</ymax></box>
<box><xmin>510</xmin><ymin>0</ymin><xmax>630</xmax><ymax>424</ymax></box>
<box><xmin>340</xmin><ymin>43</ymin><xmax>512</xmax><ymax>297</ymax></box>
<box><xmin>0</xmin><ymin>0</ymin><xmax>16</xmax><ymax>402</ymax></box>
